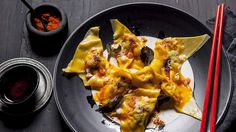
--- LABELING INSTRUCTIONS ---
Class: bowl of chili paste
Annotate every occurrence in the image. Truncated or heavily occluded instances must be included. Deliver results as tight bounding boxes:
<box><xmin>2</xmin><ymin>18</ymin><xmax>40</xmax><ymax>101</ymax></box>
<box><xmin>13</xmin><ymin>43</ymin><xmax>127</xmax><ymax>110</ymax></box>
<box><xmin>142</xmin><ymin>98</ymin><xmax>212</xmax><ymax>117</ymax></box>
<box><xmin>26</xmin><ymin>3</ymin><xmax>68</xmax><ymax>56</ymax></box>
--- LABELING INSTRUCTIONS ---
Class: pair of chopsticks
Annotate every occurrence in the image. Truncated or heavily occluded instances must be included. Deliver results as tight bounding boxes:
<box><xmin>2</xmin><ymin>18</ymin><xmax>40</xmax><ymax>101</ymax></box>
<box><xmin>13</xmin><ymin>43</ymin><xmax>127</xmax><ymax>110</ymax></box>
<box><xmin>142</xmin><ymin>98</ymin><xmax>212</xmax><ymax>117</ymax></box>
<box><xmin>200</xmin><ymin>3</ymin><xmax>225</xmax><ymax>132</ymax></box>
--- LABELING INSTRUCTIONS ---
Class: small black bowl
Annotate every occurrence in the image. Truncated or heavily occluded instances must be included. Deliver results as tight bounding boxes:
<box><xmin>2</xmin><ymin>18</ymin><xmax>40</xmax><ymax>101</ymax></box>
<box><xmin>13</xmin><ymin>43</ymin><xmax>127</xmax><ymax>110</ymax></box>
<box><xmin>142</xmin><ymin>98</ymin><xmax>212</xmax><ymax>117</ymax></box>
<box><xmin>0</xmin><ymin>65</ymin><xmax>39</xmax><ymax>106</ymax></box>
<box><xmin>26</xmin><ymin>3</ymin><xmax>68</xmax><ymax>56</ymax></box>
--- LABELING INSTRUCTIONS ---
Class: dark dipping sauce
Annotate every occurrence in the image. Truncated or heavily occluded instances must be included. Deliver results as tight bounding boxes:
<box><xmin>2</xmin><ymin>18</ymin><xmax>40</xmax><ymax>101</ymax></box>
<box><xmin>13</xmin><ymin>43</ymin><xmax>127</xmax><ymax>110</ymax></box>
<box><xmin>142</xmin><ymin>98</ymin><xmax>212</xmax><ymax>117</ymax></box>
<box><xmin>0</xmin><ymin>65</ymin><xmax>38</xmax><ymax>104</ymax></box>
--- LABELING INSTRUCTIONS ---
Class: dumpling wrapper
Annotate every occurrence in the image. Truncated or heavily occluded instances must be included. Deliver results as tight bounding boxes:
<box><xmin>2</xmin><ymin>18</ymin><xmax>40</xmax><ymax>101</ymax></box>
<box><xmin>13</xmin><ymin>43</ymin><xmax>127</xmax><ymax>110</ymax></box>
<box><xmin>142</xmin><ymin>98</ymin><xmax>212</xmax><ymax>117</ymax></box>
<box><xmin>63</xmin><ymin>27</ymin><xmax>103</xmax><ymax>74</ymax></box>
<box><xmin>93</xmin><ymin>65</ymin><xmax>132</xmax><ymax>107</ymax></box>
<box><xmin>181</xmin><ymin>97</ymin><xmax>202</xmax><ymax>120</ymax></box>
<box><xmin>154</xmin><ymin>34</ymin><xmax>210</xmax><ymax>61</ymax></box>
<box><xmin>160</xmin><ymin>80</ymin><xmax>202</xmax><ymax>119</ymax></box>
<box><xmin>176</xmin><ymin>34</ymin><xmax>210</xmax><ymax>59</ymax></box>
<box><xmin>109</xmin><ymin>88</ymin><xmax>161</xmax><ymax>132</ymax></box>
<box><xmin>110</xmin><ymin>19</ymin><xmax>144</xmax><ymax>69</ymax></box>
<box><xmin>63</xmin><ymin>27</ymin><xmax>108</xmax><ymax>87</ymax></box>
<box><xmin>154</xmin><ymin>35</ymin><xmax>210</xmax><ymax>120</ymax></box>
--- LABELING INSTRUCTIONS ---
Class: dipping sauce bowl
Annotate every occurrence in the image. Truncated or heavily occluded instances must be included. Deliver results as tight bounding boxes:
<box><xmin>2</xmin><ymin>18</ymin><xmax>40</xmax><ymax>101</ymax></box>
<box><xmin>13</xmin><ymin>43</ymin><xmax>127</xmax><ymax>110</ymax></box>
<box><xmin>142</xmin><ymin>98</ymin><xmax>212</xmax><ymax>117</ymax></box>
<box><xmin>0</xmin><ymin>65</ymin><xmax>39</xmax><ymax>106</ymax></box>
<box><xmin>0</xmin><ymin>58</ymin><xmax>53</xmax><ymax>115</ymax></box>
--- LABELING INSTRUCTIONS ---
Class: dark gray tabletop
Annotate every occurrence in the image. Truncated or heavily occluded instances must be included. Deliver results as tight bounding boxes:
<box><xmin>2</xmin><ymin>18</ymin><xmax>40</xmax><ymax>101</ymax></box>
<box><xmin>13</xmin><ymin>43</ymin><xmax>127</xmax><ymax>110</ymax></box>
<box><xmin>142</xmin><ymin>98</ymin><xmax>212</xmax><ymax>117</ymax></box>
<box><xmin>0</xmin><ymin>0</ymin><xmax>235</xmax><ymax>132</ymax></box>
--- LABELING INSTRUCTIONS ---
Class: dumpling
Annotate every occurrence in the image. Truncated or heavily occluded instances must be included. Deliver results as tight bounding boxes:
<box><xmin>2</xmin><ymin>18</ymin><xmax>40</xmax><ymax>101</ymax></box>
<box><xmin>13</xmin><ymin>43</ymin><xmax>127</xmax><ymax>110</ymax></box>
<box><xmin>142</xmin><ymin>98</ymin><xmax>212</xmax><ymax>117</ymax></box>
<box><xmin>93</xmin><ymin>65</ymin><xmax>132</xmax><ymax>110</ymax></box>
<box><xmin>109</xmin><ymin>88</ymin><xmax>161</xmax><ymax>132</ymax></box>
<box><xmin>63</xmin><ymin>27</ymin><xmax>108</xmax><ymax>88</ymax></box>
<box><xmin>153</xmin><ymin>35</ymin><xmax>209</xmax><ymax>120</ymax></box>
<box><xmin>110</xmin><ymin>19</ymin><xmax>145</xmax><ymax>69</ymax></box>
<box><xmin>63</xmin><ymin>27</ymin><xmax>104</xmax><ymax>74</ymax></box>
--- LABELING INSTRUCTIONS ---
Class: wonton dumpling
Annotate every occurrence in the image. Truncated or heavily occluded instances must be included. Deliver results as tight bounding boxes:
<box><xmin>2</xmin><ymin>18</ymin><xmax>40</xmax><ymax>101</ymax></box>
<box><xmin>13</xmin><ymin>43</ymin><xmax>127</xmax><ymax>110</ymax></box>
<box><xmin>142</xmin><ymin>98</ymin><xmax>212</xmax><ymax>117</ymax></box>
<box><xmin>110</xmin><ymin>19</ymin><xmax>133</xmax><ymax>45</ymax></box>
<box><xmin>161</xmin><ymin>71</ymin><xmax>202</xmax><ymax>119</ymax></box>
<box><xmin>110</xmin><ymin>19</ymin><xmax>144</xmax><ymax>69</ymax></box>
<box><xmin>153</xmin><ymin>35</ymin><xmax>209</xmax><ymax>120</ymax></box>
<box><xmin>63</xmin><ymin>27</ymin><xmax>103</xmax><ymax>74</ymax></box>
<box><xmin>93</xmin><ymin>65</ymin><xmax>132</xmax><ymax>107</ymax></box>
<box><xmin>109</xmin><ymin>88</ymin><xmax>160</xmax><ymax>132</ymax></box>
<box><xmin>63</xmin><ymin>27</ymin><xmax>109</xmax><ymax>87</ymax></box>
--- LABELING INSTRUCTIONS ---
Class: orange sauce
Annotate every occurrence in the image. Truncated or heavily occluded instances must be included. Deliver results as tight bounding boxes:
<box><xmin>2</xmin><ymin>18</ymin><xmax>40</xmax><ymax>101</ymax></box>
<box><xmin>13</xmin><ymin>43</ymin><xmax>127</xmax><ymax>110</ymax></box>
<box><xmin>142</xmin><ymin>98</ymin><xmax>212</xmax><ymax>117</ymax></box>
<box><xmin>34</xmin><ymin>13</ymin><xmax>61</xmax><ymax>32</ymax></box>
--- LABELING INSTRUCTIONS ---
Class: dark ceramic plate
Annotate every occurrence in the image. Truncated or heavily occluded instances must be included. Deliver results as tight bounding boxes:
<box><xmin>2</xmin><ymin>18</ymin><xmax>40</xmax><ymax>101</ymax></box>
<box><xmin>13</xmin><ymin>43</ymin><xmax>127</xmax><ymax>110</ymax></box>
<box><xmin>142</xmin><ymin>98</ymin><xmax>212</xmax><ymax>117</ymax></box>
<box><xmin>54</xmin><ymin>3</ymin><xmax>232</xmax><ymax>132</ymax></box>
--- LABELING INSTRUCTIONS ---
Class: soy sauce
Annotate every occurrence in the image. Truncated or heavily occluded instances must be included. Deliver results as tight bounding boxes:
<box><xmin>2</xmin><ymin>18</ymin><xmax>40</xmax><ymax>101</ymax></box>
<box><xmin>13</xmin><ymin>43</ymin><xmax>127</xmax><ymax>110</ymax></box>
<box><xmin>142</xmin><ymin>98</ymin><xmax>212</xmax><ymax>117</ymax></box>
<box><xmin>5</xmin><ymin>79</ymin><xmax>30</xmax><ymax>101</ymax></box>
<box><xmin>0</xmin><ymin>65</ymin><xmax>38</xmax><ymax>104</ymax></box>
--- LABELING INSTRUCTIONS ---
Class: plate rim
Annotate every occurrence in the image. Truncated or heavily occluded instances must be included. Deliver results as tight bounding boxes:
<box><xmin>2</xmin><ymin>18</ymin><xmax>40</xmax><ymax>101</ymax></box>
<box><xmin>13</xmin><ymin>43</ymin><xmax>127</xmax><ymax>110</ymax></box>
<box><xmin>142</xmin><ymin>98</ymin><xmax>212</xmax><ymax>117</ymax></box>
<box><xmin>53</xmin><ymin>2</ymin><xmax>233</xmax><ymax>131</ymax></box>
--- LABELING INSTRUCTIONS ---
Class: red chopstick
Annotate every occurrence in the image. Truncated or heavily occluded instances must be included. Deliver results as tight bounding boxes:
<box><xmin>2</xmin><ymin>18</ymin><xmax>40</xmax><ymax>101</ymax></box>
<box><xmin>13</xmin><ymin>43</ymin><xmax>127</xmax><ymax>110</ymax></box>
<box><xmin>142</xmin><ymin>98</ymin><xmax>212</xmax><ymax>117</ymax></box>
<box><xmin>210</xmin><ymin>4</ymin><xmax>224</xmax><ymax>132</ymax></box>
<box><xmin>200</xmin><ymin>4</ymin><xmax>224</xmax><ymax>132</ymax></box>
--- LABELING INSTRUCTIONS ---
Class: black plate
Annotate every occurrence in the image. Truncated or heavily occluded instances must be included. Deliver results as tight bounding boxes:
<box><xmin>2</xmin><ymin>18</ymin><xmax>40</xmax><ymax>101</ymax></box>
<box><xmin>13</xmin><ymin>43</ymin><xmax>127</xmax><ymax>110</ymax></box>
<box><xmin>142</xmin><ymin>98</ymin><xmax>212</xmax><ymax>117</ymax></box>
<box><xmin>54</xmin><ymin>3</ymin><xmax>232</xmax><ymax>132</ymax></box>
